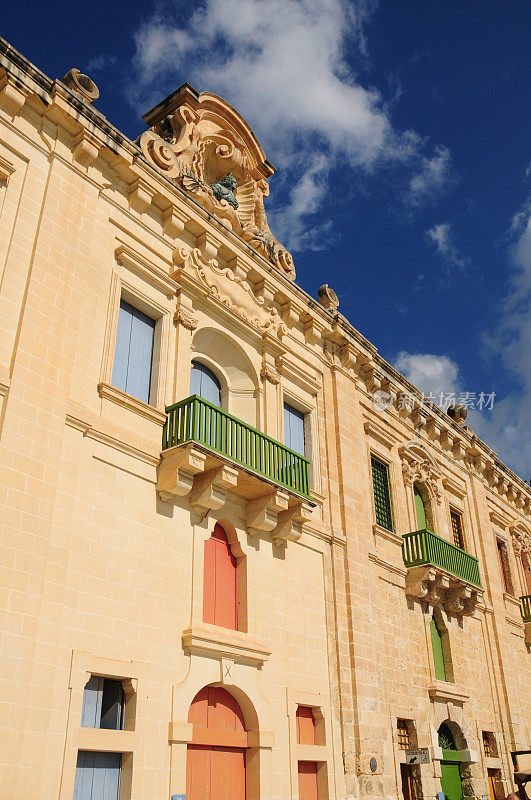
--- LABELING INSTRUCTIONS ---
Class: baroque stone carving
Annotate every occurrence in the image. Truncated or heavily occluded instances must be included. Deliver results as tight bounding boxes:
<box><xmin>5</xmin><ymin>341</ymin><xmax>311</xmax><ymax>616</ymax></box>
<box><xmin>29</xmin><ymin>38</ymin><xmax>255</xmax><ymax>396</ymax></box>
<box><xmin>509</xmin><ymin>523</ymin><xmax>531</xmax><ymax>556</ymax></box>
<box><xmin>399</xmin><ymin>441</ymin><xmax>443</xmax><ymax>505</ymax></box>
<box><xmin>174</xmin><ymin>305</ymin><xmax>198</xmax><ymax>331</ymax></box>
<box><xmin>139</xmin><ymin>85</ymin><xmax>295</xmax><ymax>278</ymax></box>
<box><xmin>175</xmin><ymin>246</ymin><xmax>286</xmax><ymax>339</ymax></box>
<box><xmin>260</xmin><ymin>364</ymin><xmax>281</xmax><ymax>384</ymax></box>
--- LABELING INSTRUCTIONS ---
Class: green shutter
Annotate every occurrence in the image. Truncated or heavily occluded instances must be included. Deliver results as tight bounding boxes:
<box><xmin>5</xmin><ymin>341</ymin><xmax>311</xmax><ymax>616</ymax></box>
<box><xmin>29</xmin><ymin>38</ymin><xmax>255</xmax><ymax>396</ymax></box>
<box><xmin>414</xmin><ymin>486</ymin><xmax>427</xmax><ymax>529</ymax></box>
<box><xmin>371</xmin><ymin>456</ymin><xmax>393</xmax><ymax>531</ymax></box>
<box><xmin>430</xmin><ymin>616</ymin><xmax>446</xmax><ymax>681</ymax></box>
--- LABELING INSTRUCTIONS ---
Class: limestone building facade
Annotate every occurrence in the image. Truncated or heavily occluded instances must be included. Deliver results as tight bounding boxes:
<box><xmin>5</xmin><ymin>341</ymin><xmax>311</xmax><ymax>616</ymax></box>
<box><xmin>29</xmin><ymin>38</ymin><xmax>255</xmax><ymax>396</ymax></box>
<box><xmin>0</xmin><ymin>36</ymin><xmax>529</xmax><ymax>800</ymax></box>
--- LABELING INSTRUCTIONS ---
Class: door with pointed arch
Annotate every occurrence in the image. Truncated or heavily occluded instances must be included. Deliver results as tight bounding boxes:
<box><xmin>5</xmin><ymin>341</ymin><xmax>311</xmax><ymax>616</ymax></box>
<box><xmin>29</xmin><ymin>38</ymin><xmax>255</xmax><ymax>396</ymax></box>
<box><xmin>186</xmin><ymin>686</ymin><xmax>247</xmax><ymax>800</ymax></box>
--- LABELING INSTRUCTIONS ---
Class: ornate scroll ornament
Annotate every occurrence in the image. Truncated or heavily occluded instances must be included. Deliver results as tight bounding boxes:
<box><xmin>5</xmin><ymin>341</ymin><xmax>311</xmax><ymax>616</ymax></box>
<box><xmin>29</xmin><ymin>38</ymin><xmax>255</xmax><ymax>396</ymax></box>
<box><xmin>175</xmin><ymin>247</ymin><xmax>286</xmax><ymax>339</ymax></box>
<box><xmin>399</xmin><ymin>441</ymin><xmax>443</xmax><ymax>505</ymax></box>
<box><xmin>139</xmin><ymin>87</ymin><xmax>295</xmax><ymax>278</ymax></box>
<box><xmin>509</xmin><ymin>522</ymin><xmax>531</xmax><ymax>556</ymax></box>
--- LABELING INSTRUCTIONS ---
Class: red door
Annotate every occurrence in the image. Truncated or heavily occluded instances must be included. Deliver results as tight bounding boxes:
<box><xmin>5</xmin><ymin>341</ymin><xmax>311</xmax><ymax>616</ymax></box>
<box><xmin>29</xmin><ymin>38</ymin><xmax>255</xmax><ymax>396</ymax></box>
<box><xmin>186</xmin><ymin>686</ymin><xmax>246</xmax><ymax>800</ymax></box>
<box><xmin>298</xmin><ymin>761</ymin><xmax>318</xmax><ymax>800</ymax></box>
<box><xmin>203</xmin><ymin>524</ymin><xmax>238</xmax><ymax>630</ymax></box>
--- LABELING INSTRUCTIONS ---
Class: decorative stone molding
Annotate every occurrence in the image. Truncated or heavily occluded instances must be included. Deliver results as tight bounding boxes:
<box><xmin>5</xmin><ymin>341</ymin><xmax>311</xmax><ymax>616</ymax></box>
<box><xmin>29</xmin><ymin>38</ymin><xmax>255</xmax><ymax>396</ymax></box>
<box><xmin>138</xmin><ymin>84</ymin><xmax>295</xmax><ymax>277</ymax></box>
<box><xmin>173</xmin><ymin>246</ymin><xmax>286</xmax><ymax>338</ymax></box>
<box><xmin>405</xmin><ymin>565</ymin><xmax>483</xmax><ymax>616</ymax></box>
<box><xmin>174</xmin><ymin>304</ymin><xmax>198</xmax><ymax>331</ymax></box>
<box><xmin>181</xmin><ymin>623</ymin><xmax>271</xmax><ymax>666</ymax></box>
<box><xmin>428</xmin><ymin>681</ymin><xmax>469</xmax><ymax>705</ymax></box>
<box><xmin>399</xmin><ymin>441</ymin><xmax>443</xmax><ymax>505</ymax></box>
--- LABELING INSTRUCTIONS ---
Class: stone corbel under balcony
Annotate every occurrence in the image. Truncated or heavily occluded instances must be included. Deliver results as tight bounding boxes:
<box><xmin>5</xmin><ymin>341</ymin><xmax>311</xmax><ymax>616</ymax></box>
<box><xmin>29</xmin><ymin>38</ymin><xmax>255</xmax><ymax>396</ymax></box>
<box><xmin>245</xmin><ymin>490</ymin><xmax>313</xmax><ymax>545</ymax></box>
<box><xmin>157</xmin><ymin>443</ymin><xmax>314</xmax><ymax>537</ymax></box>
<box><xmin>405</xmin><ymin>564</ymin><xmax>483</xmax><ymax>616</ymax></box>
<box><xmin>525</xmin><ymin>621</ymin><xmax>531</xmax><ymax>647</ymax></box>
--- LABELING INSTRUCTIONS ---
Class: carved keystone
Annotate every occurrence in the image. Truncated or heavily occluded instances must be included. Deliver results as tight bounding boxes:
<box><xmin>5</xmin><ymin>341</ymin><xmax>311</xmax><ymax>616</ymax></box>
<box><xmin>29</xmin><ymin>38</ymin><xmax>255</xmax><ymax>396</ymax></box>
<box><xmin>246</xmin><ymin>491</ymin><xmax>289</xmax><ymax>535</ymax></box>
<box><xmin>190</xmin><ymin>466</ymin><xmax>238</xmax><ymax>513</ymax></box>
<box><xmin>157</xmin><ymin>445</ymin><xmax>206</xmax><ymax>503</ymax></box>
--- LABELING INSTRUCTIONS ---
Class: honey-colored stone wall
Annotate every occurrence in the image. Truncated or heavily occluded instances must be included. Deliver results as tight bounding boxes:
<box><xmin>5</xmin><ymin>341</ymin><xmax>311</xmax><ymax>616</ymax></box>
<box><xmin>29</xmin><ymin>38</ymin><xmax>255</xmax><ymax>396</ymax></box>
<box><xmin>0</xmin><ymin>37</ymin><xmax>529</xmax><ymax>800</ymax></box>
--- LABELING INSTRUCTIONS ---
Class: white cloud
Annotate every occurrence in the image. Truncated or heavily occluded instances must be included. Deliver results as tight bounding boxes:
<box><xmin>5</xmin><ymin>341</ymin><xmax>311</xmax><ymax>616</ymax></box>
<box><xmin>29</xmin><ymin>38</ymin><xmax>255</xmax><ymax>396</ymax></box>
<box><xmin>130</xmin><ymin>0</ymin><xmax>451</xmax><ymax>250</ymax></box>
<box><xmin>395</xmin><ymin>196</ymin><xmax>531</xmax><ymax>480</ymax></box>
<box><xmin>468</xmin><ymin>199</ymin><xmax>531</xmax><ymax>478</ymax></box>
<box><xmin>407</xmin><ymin>145</ymin><xmax>452</xmax><ymax>206</ymax></box>
<box><xmin>85</xmin><ymin>53</ymin><xmax>117</xmax><ymax>73</ymax></box>
<box><xmin>394</xmin><ymin>352</ymin><xmax>460</xmax><ymax>399</ymax></box>
<box><xmin>425</xmin><ymin>221</ymin><xmax>468</xmax><ymax>269</ymax></box>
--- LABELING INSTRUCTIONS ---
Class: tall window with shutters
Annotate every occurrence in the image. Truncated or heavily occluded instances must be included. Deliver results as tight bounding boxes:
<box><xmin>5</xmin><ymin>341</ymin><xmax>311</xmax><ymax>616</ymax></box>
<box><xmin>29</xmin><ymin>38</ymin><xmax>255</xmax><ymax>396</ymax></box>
<box><xmin>450</xmin><ymin>510</ymin><xmax>465</xmax><ymax>549</ymax></box>
<box><xmin>297</xmin><ymin>706</ymin><xmax>318</xmax><ymax>800</ymax></box>
<box><xmin>203</xmin><ymin>523</ymin><xmax>238</xmax><ymax>630</ymax></box>
<box><xmin>81</xmin><ymin>676</ymin><xmax>125</xmax><ymax>730</ymax></box>
<box><xmin>430</xmin><ymin>615</ymin><xmax>447</xmax><ymax>682</ymax></box>
<box><xmin>73</xmin><ymin>752</ymin><xmax>121</xmax><ymax>800</ymax></box>
<box><xmin>371</xmin><ymin>455</ymin><xmax>393</xmax><ymax>531</ymax></box>
<box><xmin>284</xmin><ymin>402</ymin><xmax>306</xmax><ymax>456</ymax></box>
<box><xmin>496</xmin><ymin>539</ymin><xmax>514</xmax><ymax>595</ymax></box>
<box><xmin>111</xmin><ymin>299</ymin><xmax>155</xmax><ymax>404</ymax></box>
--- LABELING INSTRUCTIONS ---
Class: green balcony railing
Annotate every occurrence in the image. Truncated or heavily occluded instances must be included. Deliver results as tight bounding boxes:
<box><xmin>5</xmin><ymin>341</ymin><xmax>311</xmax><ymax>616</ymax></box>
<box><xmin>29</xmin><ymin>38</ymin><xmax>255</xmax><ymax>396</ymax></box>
<box><xmin>162</xmin><ymin>394</ymin><xmax>311</xmax><ymax>499</ymax></box>
<box><xmin>402</xmin><ymin>528</ymin><xmax>482</xmax><ymax>588</ymax></box>
<box><xmin>521</xmin><ymin>595</ymin><xmax>531</xmax><ymax>623</ymax></box>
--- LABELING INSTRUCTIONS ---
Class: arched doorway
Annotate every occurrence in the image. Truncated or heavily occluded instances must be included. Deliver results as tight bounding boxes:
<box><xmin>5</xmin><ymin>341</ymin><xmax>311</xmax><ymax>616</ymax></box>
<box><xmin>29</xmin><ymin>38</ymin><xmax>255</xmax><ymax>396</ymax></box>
<box><xmin>186</xmin><ymin>686</ymin><xmax>247</xmax><ymax>800</ymax></box>
<box><xmin>438</xmin><ymin>723</ymin><xmax>463</xmax><ymax>800</ymax></box>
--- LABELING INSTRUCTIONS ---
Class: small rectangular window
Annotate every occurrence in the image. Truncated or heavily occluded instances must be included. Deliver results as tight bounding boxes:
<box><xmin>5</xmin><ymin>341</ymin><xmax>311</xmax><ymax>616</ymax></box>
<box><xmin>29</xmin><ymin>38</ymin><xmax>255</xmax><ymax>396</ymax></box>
<box><xmin>296</xmin><ymin>706</ymin><xmax>316</xmax><ymax>745</ymax></box>
<box><xmin>371</xmin><ymin>455</ymin><xmax>393</xmax><ymax>531</ymax></box>
<box><xmin>284</xmin><ymin>402</ymin><xmax>306</xmax><ymax>456</ymax></box>
<box><xmin>73</xmin><ymin>751</ymin><xmax>121</xmax><ymax>800</ymax></box>
<box><xmin>450</xmin><ymin>510</ymin><xmax>465</xmax><ymax>549</ymax></box>
<box><xmin>397</xmin><ymin>719</ymin><xmax>411</xmax><ymax>750</ymax></box>
<box><xmin>496</xmin><ymin>539</ymin><xmax>514</xmax><ymax>595</ymax></box>
<box><xmin>482</xmin><ymin>731</ymin><xmax>493</xmax><ymax>757</ymax></box>
<box><xmin>111</xmin><ymin>299</ymin><xmax>155</xmax><ymax>404</ymax></box>
<box><xmin>81</xmin><ymin>676</ymin><xmax>124</xmax><ymax>730</ymax></box>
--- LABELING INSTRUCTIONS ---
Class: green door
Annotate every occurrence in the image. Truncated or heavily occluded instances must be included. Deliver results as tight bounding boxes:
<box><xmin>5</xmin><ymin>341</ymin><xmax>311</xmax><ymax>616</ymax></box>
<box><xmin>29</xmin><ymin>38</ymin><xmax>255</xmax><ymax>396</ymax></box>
<box><xmin>441</xmin><ymin>762</ymin><xmax>462</xmax><ymax>800</ymax></box>
<box><xmin>414</xmin><ymin>485</ymin><xmax>427</xmax><ymax>529</ymax></box>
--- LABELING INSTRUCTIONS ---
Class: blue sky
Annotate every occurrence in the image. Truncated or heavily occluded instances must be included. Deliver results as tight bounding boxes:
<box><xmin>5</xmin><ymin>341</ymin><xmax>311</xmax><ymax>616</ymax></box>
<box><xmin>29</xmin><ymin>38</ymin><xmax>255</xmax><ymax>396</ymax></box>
<box><xmin>3</xmin><ymin>0</ymin><xmax>530</xmax><ymax>478</ymax></box>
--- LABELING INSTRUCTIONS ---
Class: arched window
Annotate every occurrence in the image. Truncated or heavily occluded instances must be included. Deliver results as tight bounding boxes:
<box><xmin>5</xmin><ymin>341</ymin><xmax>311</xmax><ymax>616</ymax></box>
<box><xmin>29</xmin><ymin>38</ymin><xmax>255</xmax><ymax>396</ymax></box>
<box><xmin>187</xmin><ymin>686</ymin><xmax>246</xmax><ymax>800</ymax></box>
<box><xmin>190</xmin><ymin>360</ymin><xmax>221</xmax><ymax>407</ymax></box>
<box><xmin>203</xmin><ymin>523</ymin><xmax>238</xmax><ymax>630</ymax></box>
<box><xmin>414</xmin><ymin>484</ymin><xmax>428</xmax><ymax>530</ymax></box>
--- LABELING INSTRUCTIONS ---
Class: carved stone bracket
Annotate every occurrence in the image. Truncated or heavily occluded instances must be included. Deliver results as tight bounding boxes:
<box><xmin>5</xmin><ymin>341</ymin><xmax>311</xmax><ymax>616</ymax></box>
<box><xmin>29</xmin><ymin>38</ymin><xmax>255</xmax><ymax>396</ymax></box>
<box><xmin>157</xmin><ymin>444</ymin><xmax>206</xmax><ymax>503</ymax></box>
<box><xmin>405</xmin><ymin>564</ymin><xmax>483</xmax><ymax>616</ymax></box>
<box><xmin>173</xmin><ymin>246</ymin><xmax>286</xmax><ymax>338</ymax></box>
<box><xmin>190</xmin><ymin>465</ymin><xmax>239</xmax><ymax>513</ymax></box>
<box><xmin>174</xmin><ymin>304</ymin><xmax>198</xmax><ymax>331</ymax></box>
<box><xmin>260</xmin><ymin>363</ymin><xmax>281</xmax><ymax>385</ymax></box>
